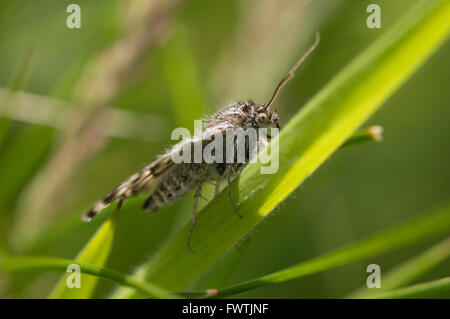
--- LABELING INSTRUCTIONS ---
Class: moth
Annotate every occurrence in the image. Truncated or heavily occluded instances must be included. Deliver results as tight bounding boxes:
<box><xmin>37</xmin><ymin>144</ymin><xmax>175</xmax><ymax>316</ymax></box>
<box><xmin>83</xmin><ymin>33</ymin><xmax>320</xmax><ymax>252</ymax></box>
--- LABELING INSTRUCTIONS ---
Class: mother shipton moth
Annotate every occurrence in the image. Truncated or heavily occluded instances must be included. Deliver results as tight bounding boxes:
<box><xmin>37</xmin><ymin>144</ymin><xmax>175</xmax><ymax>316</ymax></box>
<box><xmin>83</xmin><ymin>33</ymin><xmax>320</xmax><ymax>252</ymax></box>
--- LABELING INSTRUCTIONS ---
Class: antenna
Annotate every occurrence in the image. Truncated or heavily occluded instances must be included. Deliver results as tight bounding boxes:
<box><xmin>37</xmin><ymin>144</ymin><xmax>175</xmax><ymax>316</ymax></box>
<box><xmin>264</xmin><ymin>32</ymin><xmax>320</xmax><ymax>110</ymax></box>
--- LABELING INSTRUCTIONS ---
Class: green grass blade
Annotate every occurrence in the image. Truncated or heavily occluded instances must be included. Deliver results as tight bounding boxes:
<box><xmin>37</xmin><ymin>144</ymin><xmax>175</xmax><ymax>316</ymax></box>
<box><xmin>48</xmin><ymin>209</ymin><xmax>119</xmax><ymax>298</ymax></box>
<box><xmin>0</xmin><ymin>126</ymin><xmax>52</xmax><ymax>254</ymax></box>
<box><xmin>180</xmin><ymin>237</ymin><xmax>251</xmax><ymax>298</ymax></box>
<box><xmin>189</xmin><ymin>237</ymin><xmax>251</xmax><ymax>292</ymax></box>
<box><xmin>349</xmin><ymin>237</ymin><xmax>450</xmax><ymax>298</ymax></box>
<box><xmin>162</xmin><ymin>24</ymin><xmax>207</xmax><ymax>130</ymax></box>
<box><xmin>0</xmin><ymin>47</ymin><xmax>35</xmax><ymax>148</ymax></box>
<box><xmin>0</xmin><ymin>48</ymin><xmax>38</xmax><ymax>254</ymax></box>
<box><xmin>208</xmin><ymin>202</ymin><xmax>450</xmax><ymax>298</ymax></box>
<box><xmin>0</xmin><ymin>126</ymin><xmax>53</xmax><ymax>210</ymax></box>
<box><xmin>0</xmin><ymin>255</ymin><xmax>178</xmax><ymax>299</ymax></box>
<box><xmin>341</xmin><ymin>125</ymin><xmax>383</xmax><ymax>148</ymax></box>
<box><xmin>369</xmin><ymin>277</ymin><xmax>450</xmax><ymax>299</ymax></box>
<box><xmin>113</xmin><ymin>0</ymin><xmax>450</xmax><ymax>298</ymax></box>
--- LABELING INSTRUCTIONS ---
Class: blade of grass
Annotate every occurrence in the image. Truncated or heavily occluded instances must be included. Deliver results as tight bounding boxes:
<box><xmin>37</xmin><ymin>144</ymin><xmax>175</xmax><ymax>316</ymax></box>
<box><xmin>341</xmin><ymin>125</ymin><xmax>383</xmax><ymax>148</ymax></box>
<box><xmin>0</xmin><ymin>48</ymin><xmax>37</xmax><ymax>254</ymax></box>
<box><xmin>190</xmin><ymin>237</ymin><xmax>251</xmax><ymax>291</ymax></box>
<box><xmin>206</xmin><ymin>202</ymin><xmax>450</xmax><ymax>298</ymax></box>
<box><xmin>162</xmin><ymin>24</ymin><xmax>207</xmax><ymax>130</ymax></box>
<box><xmin>349</xmin><ymin>237</ymin><xmax>450</xmax><ymax>298</ymax></box>
<box><xmin>112</xmin><ymin>0</ymin><xmax>450</xmax><ymax>298</ymax></box>
<box><xmin>369</xmin><ymin>277</ymin><xmax>450</xmax><ymax>299</ymax></box>
<box><xmin>48</xmin><ymin>208</ymin><xmax>119</xmax><ymax>298</ymax></box>
<box><xmin>0</xmin><ymin>255</ymin><xmax>178</xmax><ymax>299</ymax></box>
<box><xmin>0</xmin><ymin>88</ymin><xmax>168</xmax><ymax>142</ymax></box>
<box><xmin>0</xmin><ymin>47</ymin><xmax>35</xmax><ymax>148</ymax></box>
<box><xmin>180</xmin><ymin>237</ymin><xmax>251</xmax><ymax>298</ymax></box>
<box><xmin>0</xmin><ymin>126</ymin><xmax>53</xmax><ymax>211</ymax></box>
<box><xmin>0</xmin><ymin>125</ymin><xmax>53</xmax><ymax>255</ymax></box>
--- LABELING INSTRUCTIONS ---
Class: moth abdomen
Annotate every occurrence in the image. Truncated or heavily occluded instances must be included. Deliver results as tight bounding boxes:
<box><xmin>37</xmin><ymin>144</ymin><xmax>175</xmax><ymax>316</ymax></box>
<box><xmin>143</xmin><ymin>163</ymin><xmax>206</xmax><ymax>212</ymax></box>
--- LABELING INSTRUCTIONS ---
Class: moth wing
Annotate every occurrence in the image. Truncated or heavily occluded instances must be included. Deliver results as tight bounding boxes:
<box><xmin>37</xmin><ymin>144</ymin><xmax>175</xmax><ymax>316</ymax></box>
<box><xmin>83</xmin><ymin>127</ymin><xmax>231</xmax><ymax>221</ymax></box>
<box><xmin>82</xmin><ymin>153</ymin><xmax>177</xmax><ymax>221</ymax></box>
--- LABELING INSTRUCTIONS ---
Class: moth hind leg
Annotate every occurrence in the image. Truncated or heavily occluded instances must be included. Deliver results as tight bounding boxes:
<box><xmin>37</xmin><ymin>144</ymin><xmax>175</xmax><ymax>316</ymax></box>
<box><xmin>214</xmin><ymin>179</ymin><xmax>221</xmax><ymax>196</ymax></box>
<box><xmin>187</xmin><ymin>181</ymin><xmax>205</xmax><ymax>253</ymax></box>
<box><xmin>227</xmin><ymin>165</ymin><xmax>242</xmax><ymax>219</ymax></box>
<box><xmin>113</xmin><ymin>198</ymin><xmax>124</xmax><ymax>216</ymax></box>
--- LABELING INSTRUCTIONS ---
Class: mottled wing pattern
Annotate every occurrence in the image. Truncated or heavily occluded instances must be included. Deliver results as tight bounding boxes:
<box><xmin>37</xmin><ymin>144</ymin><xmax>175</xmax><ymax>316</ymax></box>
<box><xmin>82</xmin><ymin>154</ymin><xmax>176</xmax><ymax>221</ymax></box>
<box><xmin>82</xmin><ymin>108</ymin><xmax>246</xmax><ymax>222</ymax></box>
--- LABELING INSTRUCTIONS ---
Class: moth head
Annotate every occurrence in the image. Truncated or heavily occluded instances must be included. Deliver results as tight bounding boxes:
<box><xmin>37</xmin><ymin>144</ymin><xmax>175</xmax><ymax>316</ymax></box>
<box><xmin>255</xmin><ymin>105</ymin><xmax>280</xmax><ymax>129</ymax></box>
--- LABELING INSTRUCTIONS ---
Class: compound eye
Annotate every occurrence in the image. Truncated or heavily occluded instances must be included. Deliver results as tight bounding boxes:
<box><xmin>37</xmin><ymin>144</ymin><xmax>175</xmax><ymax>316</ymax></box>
<box><xmin>257</xmin><ymin>113</ymin><xmax>268</xmax><ymax>123</ymax></box>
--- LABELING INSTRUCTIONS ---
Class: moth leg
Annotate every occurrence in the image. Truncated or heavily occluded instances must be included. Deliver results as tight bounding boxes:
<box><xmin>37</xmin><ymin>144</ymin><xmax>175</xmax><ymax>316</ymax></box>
<box><xmin>215</xmin><ymin>179</ymin><xmax>221</xmax><ymax>196</ymax></box>
<box><xmin>115</xmin><ymin>198</ymin><xmax>124</xmax><ymax>215</ymax></box>
<box><xmin>227</xmin><ymin>165</ymin><xmax>242</xmax><ymax>219</ymax></box>
<box><xmin>187</xmin><ymin>182</ymin><xmax>203</xmax><ymax>253</ymax></box>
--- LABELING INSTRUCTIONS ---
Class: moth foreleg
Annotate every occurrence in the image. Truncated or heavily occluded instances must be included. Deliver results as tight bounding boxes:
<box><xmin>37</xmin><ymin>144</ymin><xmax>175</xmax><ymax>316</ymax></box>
<box><xmin>227</xmin><ymin>165</ymin><xmax>242</xmax><ymax>219</ymax></box>
<box><xmin>115</xmin><ymin>198</ymin><xmax>124</xmax><ymax>215</ymax></box>
<box><xmin>187</xmin><ymin>182</ymin><xmax>204</xmax><ymax>253</ymax></box>
<box><xmin>215</xmin><ymin>179</ymin><xmax>221</xmax><ymax>196</ymax></box>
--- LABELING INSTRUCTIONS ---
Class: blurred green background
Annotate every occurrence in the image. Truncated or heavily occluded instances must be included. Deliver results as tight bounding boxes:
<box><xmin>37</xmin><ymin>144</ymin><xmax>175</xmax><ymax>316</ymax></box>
<box><xmin>0</xmin><ymin>0</ymin><xmax>449</xmax><ymax>298</ymax></box>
